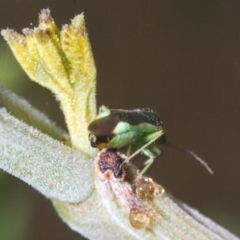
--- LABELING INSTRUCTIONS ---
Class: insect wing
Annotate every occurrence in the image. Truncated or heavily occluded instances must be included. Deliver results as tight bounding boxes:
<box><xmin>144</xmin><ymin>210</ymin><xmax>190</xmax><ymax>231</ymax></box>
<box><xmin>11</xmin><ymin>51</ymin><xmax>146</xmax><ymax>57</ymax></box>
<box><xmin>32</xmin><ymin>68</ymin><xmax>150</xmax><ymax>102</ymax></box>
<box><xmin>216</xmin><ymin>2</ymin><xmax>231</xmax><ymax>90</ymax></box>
<box><xmin>111</xmin><ymin>108</ymin><xmax>163</xmax><ymax>127</ymax></box>
<box><xmin>88</xmin><ymin>114</ymin><xmax>119</xmax><ymax>136</ymax></box>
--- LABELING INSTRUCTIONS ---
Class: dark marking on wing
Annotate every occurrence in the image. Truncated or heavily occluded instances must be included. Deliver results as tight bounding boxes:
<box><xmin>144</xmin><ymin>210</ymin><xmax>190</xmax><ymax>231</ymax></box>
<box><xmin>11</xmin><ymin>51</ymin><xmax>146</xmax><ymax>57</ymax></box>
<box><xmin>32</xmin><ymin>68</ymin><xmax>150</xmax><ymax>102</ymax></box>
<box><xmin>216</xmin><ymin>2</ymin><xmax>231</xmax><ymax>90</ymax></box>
<box><xmin>110</xmin><ymin>108</ymin><xmax>163</xmax><ymax>127</ymax></box>
<box><xmin>88</xmin><ymin>114</ymin><xmax>119</xmax><ymax>135</ymax></box>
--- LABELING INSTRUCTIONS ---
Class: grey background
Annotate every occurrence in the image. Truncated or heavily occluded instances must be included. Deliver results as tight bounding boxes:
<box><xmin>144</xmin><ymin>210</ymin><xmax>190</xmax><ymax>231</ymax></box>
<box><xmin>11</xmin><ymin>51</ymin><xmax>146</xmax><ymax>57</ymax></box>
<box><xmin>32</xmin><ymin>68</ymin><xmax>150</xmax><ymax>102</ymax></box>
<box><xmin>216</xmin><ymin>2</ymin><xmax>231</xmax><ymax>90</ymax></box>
<box><xmin>0</xmin><ymin>1</ymin><xmax>239</xmax><ymax>239</ymax></box>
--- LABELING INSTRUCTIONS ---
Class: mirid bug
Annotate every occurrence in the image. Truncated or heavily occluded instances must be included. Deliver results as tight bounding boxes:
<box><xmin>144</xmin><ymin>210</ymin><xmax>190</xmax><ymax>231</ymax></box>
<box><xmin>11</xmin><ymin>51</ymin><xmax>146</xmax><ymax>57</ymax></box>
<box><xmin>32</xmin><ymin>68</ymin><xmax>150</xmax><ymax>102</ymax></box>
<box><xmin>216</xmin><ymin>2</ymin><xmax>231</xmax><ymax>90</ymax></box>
<box><xmin>88</xmin><ymin>105</ymin><xmax>214</xmax><ymax>176</ymax></box>
<box><xmin>88</xmin><ymin>105</ymin><xmax>165</xmax><ymax>176</ymax></box>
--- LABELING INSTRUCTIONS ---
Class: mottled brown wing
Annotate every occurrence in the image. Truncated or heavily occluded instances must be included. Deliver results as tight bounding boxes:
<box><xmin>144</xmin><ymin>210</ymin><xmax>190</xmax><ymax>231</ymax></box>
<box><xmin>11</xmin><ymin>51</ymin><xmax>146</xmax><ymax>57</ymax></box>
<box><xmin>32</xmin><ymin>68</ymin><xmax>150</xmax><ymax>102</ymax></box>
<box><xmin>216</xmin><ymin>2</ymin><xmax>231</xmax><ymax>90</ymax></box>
<box><xmin>88</xmin><ymin>114</ymin><xmax>119</xmax><ymax>135</ymax></box>
<box><xmin>111</xmin><ymin>108</ymin><xmax>163</xmax><ymax>127</ymax></box>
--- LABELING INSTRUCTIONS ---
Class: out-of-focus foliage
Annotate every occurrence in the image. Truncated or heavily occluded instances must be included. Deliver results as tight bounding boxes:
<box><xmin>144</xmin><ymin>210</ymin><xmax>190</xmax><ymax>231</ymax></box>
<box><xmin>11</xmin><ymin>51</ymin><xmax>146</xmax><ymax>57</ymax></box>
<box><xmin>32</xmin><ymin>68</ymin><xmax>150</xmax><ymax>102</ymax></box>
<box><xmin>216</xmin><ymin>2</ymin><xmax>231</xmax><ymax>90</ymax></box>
<box><xmin>0</xmin><ymin>172</ymin><xmax>32</xmax><ymax>240</ymax></box>
<box><xmin>0</xmin><ymin>41</ymin><xmax>27</xmax><ymax>92</ymax></box>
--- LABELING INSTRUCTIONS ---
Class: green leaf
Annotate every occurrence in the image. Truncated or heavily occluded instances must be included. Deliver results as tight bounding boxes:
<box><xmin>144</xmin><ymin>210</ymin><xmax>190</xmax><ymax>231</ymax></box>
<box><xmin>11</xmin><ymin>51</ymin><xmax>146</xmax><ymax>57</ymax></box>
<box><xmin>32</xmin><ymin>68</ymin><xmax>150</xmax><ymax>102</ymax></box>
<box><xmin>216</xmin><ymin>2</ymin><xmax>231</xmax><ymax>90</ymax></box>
<box><xmin>0</xmin><ymin>108</ymin><xmax>94</xmax><ymax>203</ymax></box>
<box><xmin>1</xmin><ymin>9</ymin><xmax>97</xmax><ymax>155</ymax></box>
<box><xmin>0</xmin><ymin>86</ymin><xmax>66</xmax><ymax>141</ymax></box>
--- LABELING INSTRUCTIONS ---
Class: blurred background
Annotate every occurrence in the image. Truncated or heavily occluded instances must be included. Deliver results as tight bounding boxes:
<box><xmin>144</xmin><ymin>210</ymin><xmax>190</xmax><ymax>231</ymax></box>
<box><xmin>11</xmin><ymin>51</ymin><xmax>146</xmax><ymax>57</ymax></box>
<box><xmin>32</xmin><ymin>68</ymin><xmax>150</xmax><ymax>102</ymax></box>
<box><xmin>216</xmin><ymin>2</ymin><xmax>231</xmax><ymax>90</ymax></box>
<box><xmin>0</xmin><ymin>1</ymin><xmax>239</xmax><ymax>239</ymax></box>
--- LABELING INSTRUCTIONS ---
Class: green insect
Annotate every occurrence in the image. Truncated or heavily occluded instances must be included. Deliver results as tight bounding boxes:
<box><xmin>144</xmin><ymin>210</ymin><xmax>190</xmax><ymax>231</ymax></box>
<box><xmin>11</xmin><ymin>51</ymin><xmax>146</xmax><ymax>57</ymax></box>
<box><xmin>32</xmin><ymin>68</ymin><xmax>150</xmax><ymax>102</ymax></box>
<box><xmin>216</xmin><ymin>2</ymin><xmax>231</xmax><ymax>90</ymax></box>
<box><xmin>88</xmin><ymin>105</ymin><xmax>165</xmax><ymax>176</ymax></box>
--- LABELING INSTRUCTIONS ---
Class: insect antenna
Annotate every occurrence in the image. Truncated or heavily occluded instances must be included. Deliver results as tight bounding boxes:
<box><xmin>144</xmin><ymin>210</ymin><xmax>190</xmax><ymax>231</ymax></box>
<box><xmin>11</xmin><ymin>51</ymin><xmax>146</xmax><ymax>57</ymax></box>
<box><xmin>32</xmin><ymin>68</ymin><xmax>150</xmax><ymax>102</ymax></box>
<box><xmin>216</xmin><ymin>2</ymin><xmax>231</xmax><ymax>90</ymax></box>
<box><xmin>162</xmin><ymin>140</ymin><xmax>214</xmax><ymax>174</ymax></box>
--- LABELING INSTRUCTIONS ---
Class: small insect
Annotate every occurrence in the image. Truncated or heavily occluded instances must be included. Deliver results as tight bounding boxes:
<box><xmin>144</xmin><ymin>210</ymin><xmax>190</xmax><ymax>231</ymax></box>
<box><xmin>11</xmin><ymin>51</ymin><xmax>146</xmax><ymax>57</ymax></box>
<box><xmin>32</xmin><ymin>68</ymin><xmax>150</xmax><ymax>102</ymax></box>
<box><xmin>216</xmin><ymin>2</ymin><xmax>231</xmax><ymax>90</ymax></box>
<box><xmin>88</xmin><ymin>105</ymin><xmax>213</xmax><ymax>176</ymax></box>
<box><xmin>88</xmin><ymin>105</ymin><xmax>165</xmax><ymax>176</ymax></box>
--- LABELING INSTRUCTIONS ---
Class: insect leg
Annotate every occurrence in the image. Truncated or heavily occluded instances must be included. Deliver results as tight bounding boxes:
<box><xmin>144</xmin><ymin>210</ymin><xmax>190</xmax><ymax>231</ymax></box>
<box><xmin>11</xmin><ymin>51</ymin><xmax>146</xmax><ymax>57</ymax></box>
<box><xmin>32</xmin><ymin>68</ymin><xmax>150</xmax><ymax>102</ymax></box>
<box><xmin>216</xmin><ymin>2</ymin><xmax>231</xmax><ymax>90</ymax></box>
<box><xmin>136</xmin><ymin>143</ymin><xmax>162</xmax><ymax>177</ymax></box>
<box><xmin>126</xmin><ymin>144</ymin><xmax>132</xmax><ymax>157</ymax></box>
<box><xmin>138</xmin><ymin>159</ymin><xmax>154</xmax><ymax>177</ymax></box>
<box><xmin>127</xmin><ymin>130</ymin><xmax>164</xmax><ymax>162</ymax></box>
<box><xmin>126</xmin><ymin>130</ymin><xmax>165</xmax><ymax>177</ymax></box>
<box><xmin>144</xmin><ymin>144</ymin><xmax>161</xmax><ymax>160</ymax></box>
<box><xmin>137</xmin><ymin>148</ymin><xmax>156</xmax><ymax>177</ymax></box>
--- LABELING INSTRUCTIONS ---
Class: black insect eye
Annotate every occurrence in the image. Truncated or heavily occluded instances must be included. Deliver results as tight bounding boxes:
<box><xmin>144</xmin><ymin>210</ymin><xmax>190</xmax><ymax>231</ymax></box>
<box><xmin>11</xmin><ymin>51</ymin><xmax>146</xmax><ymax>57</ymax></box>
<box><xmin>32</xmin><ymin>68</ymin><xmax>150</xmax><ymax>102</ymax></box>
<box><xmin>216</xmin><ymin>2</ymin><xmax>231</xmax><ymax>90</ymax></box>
<box><xmin>89</xmin><ymin>133</ymin><xmax>96</xmax><ymax>143</ymax></box>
